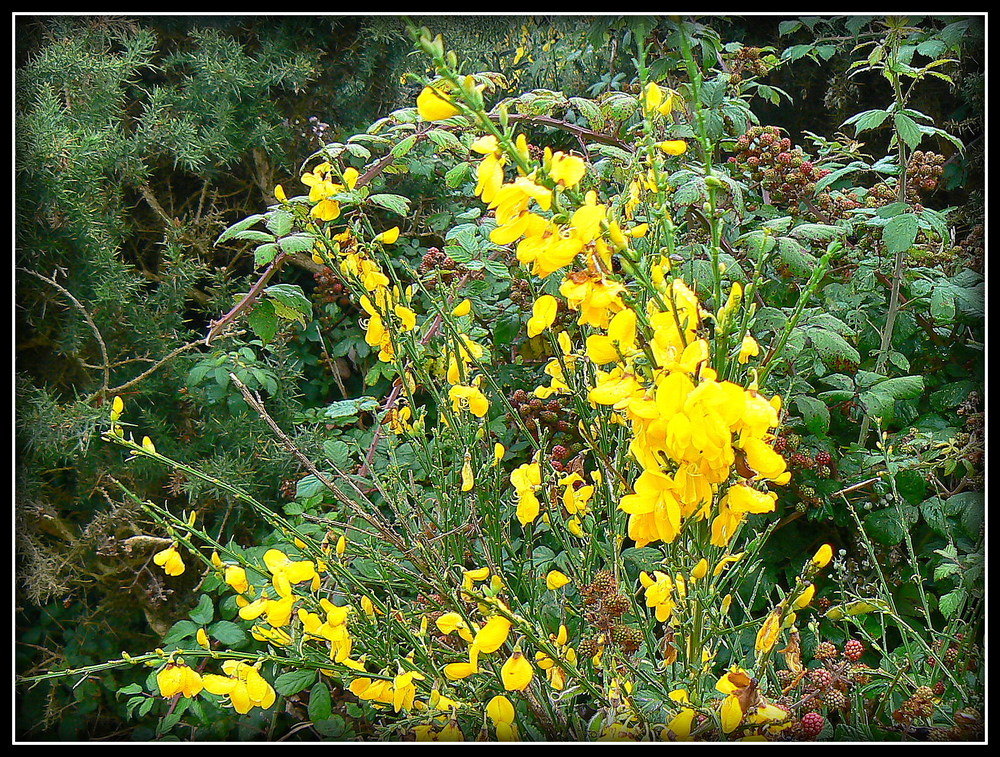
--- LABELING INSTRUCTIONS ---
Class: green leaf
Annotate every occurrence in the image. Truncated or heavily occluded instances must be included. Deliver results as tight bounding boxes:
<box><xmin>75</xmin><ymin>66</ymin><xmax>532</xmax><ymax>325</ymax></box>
<box><xmin>882</xmin><ymin>213</ymin><xmax>919</xmax><ymax>254</ymax></box>
<box><xmin>248</xmin><ymin>301</ymin><xmax>278</xmax><ymax>345</ymax></box>
<box><xmin>266</xmin><ymin>209</ymin><xmax>295</xmax><ymax>237</ymax></box>
<box><xmin>274</xmin><ymin>669</ymin><xmax>317</xmax><ymax>696</ymax></box>
<box><xmin>216</xmin><ymin>214</ymin><xmax>264</xmax><ymax>245</ymax></box>
<box><xmin>254</xmin><ymin>243</ymin><xmax>279</xmax><ymax>267</ymax></box>
<box><xmin>209</xmin><ymin>620</ymin><xmax>248</xmax><ymax>647</ymax></box>
<box><xmin>938</xmin><ymin>588</ymin><xmax>966</xmax><ymax>619</ymax></box>
<box><xmin>163</xmin><ymin>620</ymin><xmax>199</xmax><ymax>645</ymax></box>
<box><xmin>795</xmin><ymin>395</ymin><xmax>830</xmax><ymax>436</ymax></box>
<box><xmin>308</xmin><ymin>681</ymin><xmax>333</xmax><ymax>722</ymax></box>
<box><xmin>189</xmin><ymin>594</ymin><xmax>214</xmax><ymax>625</ymax></box>
<box><xmin>278</xmin><ymin>234</ymin><xmax>316</xmax><ymax>254</ymax></box>
<box><xmin>368</xmin><ymin>193</ymin><xmax>410</xmax><ymax>216</ymax></box>
<box><xmin>893</xmin><ymin>113</ymin><xmax>923</xmax><ymax>150</ymax></box>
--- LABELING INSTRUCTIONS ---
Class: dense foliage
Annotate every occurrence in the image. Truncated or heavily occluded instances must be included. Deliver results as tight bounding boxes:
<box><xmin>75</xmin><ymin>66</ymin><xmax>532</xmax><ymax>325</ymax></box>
<box><xmin>15</xmin><ymin>15</ymin><xmax>983</xmax><ymax>742</ymax></box>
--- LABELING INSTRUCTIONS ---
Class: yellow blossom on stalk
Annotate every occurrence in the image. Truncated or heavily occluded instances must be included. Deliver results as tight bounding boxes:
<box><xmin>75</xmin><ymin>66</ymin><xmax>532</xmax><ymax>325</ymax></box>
<box><xmin>224</xmin><ymin>565</ymin><xmax>250</xmax><ymax>594</ymax></box>
<box><xmin>755</xmin><ymin>610</ymin><xmax>782</xmax><ymax>656</ymax></box>
<box><xmin>658</xmin><ymin>140</ymin><xmax>688</xmax><ymax>156</ymax></box>
<box><xmin>157</xmin><ymin>662</ymin><xmax>203</xmax><ymax>699</ymax></box>
<box><xmin>472</xmin><ymin>615</ymin><xmax>512</xmax><ymax>654</ymax></box>
<box><xmin>547</xmin><ymin>150</ymin><xmax>587</xmax><ymax>188</ymax></box>
<box><xmin>451</xmin><ymin>298</ymin><xmax>472</xmax><ymax>317</ymax></box>
<box><xmin>487</xmin><ymin>694</ymin><xmax>519</xmax><ymax>741</ymax></box>
<box><xmin>640</xmin><ymin>570</ymin><xmax>676</xmax><ymax>622</ymax></box>
<box><xmin>417</xmin><ymin>85</ymin><xmax>460</xmax><ymax>121</ymax></box>
<box><xmin>666</xmin><ymin>689</ymin><xmax>696</xmax><ymax>740</ymax></box>
<box><xmin>559</xmin><ymin>472</ymin><xmax>594</xmax><ymax>515</ymax></box>
<box><xmin>471</xmin><ymin>134</ymin><xmax>500</xmax><ymax>155</ymax></box>
<box><xmin>274</xmin><ymin>184</ymin><xmax>287</xmax><ymax>202</ymax></box>
<box><xmin>196</xmin><ymin>628</ymin><xmax>210</xmax><ymax>649</ymax></box>
<box><xmin>510</xmin><ymin>461</ymin><xmax>542</xmax><ymax>525</ymax></box>
<box><xmin>153</xmin><ymin>544</ymin><xmax>185</xmax><ymax>577</ymax></box>
<box><xmin>142</xmin><ymin>436</ymin><xmax>156</xmax><ymax>454</ymax></box>
<box><xmin>493</xmin><ymin>443</ymin><xmax>505</xmax><ymax>464</ymax></box>
<box><xmin>202</xmin><ymin>661</ymin><xmax>276</xmax><ymax>714</ymax></box>
<box><xmin>810</xmin><ymin>544</ymin><xmax>834</xmax><ymax>570</ymax></box>
<box><xmin>739</xmin><ymin>334</ymin><xmax>760</xmax><ymax>364</ymax></box>
<box><xmin>444</xmin><ymin>661</ymin><xmax>479</xmax><ymax>681</ymax></box>
<box><xmin>527</xmin><ymin>294</ymin><xmax>558</xmax><ymax>338</ymax></box>
<box><xmin>545</xmin><ymin>570</ymin><xmax>571</xmax><ymax>590</ymax></box>
<box><xmin>691</xmin><ymin>558</ymin><xmax>709</xmax><ymax>581</ymax></box>
<box><xmin>643</xmin><ymin>81</ymin><xmax>664</xmax><ymax>113</ymax></box>
<box><xmin>795</xmin><ymin>584</ymin><xmax>816</xmax><ymax>609</ymax></box>
<box><xmin>436</xmin><ymin>612</ymin><xmax>475</xmax><ymax>643</ymax></box>
<box><xmin>263</xmin><ymin>549</ymin><xmax>317</xmax><ymax>598</ymax></box>
<box><xmin>376</xmin><ymin>227</ymin><xmax>401</xmax><ymax>244</ymax></box>
<box><xmin>461</xmin><ymin>455</ymin><xmax>475</xmax><ymax>492</ymax></box>
<box><xmin>559</xmin><ymin>272</ymin><xmax>626</xmax><ymax>329</ymax></box>
<box><xmin>110</xmin><ymin>395</ymin><xmax>124</xmax><ymax>422</ymax></box>
<box><xmin>475</xmin><ymin>152</ymin><xmax>506</xmax><ymax>204</ymax></box>
<box><xmin>449</xmin><ymin>383</ymin><xmax>490</xmax><ymax>418</ymax></box>
<box><xmin>392</xmin><ymin>670</ymin><xmax>425</xmax><ymax>712</ymax></box>
<box><xmin>501</xmin><ymin>651</ymin><xmax>534</xmax><ymax>691</ymax></box>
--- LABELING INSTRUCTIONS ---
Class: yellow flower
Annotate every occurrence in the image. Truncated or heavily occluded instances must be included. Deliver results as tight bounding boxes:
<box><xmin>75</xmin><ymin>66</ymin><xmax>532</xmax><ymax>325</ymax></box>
<box><xmin>274</xmin><ymin>184</ymin><xmax>287</xmax><ymax>202</ymax></box>
<box><xmin>451</xmin><ymin>298</ymin><xmax>472</xmax><ymax>317</ymax></box>
<box><xmin>545</xmin><ymin>570</ymin><xmax>571</xmax><ymax>590</ymax></box>
<box><xmin>738</xmin><ymin>334</ymin><xmax>760</xmax><ymax>364</ymax></box>
<box><xmin>501</xmin><ymin>651</ymin><xmax>534</xmax><ymax>691</ymax></box>
<box><xmin>153</xmin><ymin>544</ymin><xmax>185</xmax><ymax>576</ymax></box>
<box><xmin>142</xmin><ymin>436</ymin><xmax>156</xmax><ymax>454</ymax></box>
<box><xmin>810</xmin><ymin>544</ymin><xmax>834</xmax><ymax>570</ymax></box>
<box><xmin>658</xmin><ymin>140</ymin><xmax>688</xmax><ymax>156</ymax></box>
<box><xmin>755</xmin><ymin>610</ymin><xmax>782</xmax><ymax>655</ymax></box>
<box><xmin>547</xmin><ymin>150</ymin><xmax>587</xmax><ymax>188</ymax></box>
<box><xmin>473</xmin><ymin>615</ymin><xmax>512</xmax><ymax>654</ymax></box>
<box><xmin>196</xmin><ymin>628</ymin><xmax>210</xmax><ymax>649</ymax></box>
<box><xmin>376</xmin><ymin>227</ymin><xmax>401</xmax><ymax>244</ymax></box>
<box><xmin>157</xmin><ymin>662</ymin><xmax>203</xmax><ymax>698</ymax></box>
<box><xmin>461</xmin><ymin>455</ymin><xmax>475</xmax><ymax>492</ymax></box>
<box><xmin>527</xmin><ymin>294</ymin><xmax>558</xmax><ymax>338</ymax></box>
<box><xmin>794</xmin><ymin>584</ymin><xmax>816</xmax><ymax>609</ymax></box>
<box><xmin>224</xmin><ymin>565</ymin><xmax>250</xmax><ymax>594</ymax></box>
<box><xmin>417</xmin><ymin>86</ymin><xmax>460</xmax><ymax>121</ymax></box>
<box><xmin>449</xmin><ymin>384</ymin><xmax>490</xmax><ymax>418</ymax></box>
<box><xmin>202</xmin><ymin>661</ymin><xmax>276</xmax><ymax>714</ymax></box>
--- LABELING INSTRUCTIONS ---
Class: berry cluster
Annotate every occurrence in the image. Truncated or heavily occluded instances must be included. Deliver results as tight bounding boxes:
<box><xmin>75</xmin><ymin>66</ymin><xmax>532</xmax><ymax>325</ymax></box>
<box><xmin>508</xmin><ymin>389</ymin><xmax>580</xmax><ymax>448</ymax></box>
<box><xmin>893</xmin><ymin>686</ymin><xmax>936</xmax><ymax>724</ymax></box>
<box><xmin>418</xmin><ymin>247</ymin><xmax>483</xmax><ymax>287</ymax></box>
<box><xmin>579</xmin><ymin>570</ymin><xmax>642</xmax><ymax>656</ymax></box>
<box><xmin>907</xmin><ymin>150</ymin><xmax>946</xmax><ymax>194</ymax></box>
<box><xmin>312</xmin><ymin>267</ymin><xmax>352</xmax><ymax>309</ymax></box>
<box><xmin>727</xmin><ymin>46</ymin><xmax>772</xmax><ymax>85</ymax></box>
<box><xmin>728</xmin><ymin>125</ymin><xmax>832</xmax><ymax>209</ymax></box>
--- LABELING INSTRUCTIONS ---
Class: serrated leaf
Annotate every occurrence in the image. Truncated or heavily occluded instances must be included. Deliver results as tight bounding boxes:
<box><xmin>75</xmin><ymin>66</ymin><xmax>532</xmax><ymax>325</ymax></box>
<box><xmin>216</xmin><ymin>214</ymin><xmax>264</xmax><ymax>245</ymax></box>
<box><xmin>189</xmin><ymin>594</ymin><xmax>214</xmax><ymax>625</ymax></box>
<box><xmin>248</xmin><ymin>301</ymin><xmax>278</xmax><ymax>344</ymax></box>
<box><xmin>368</xmin><ymin>193</ymin><xmax>410</xmax><ymax>216</ymax></box>
<box><xmin>274</xmin><ymin>669</ymin><xmax>317</xmax><ymax>696</ymax></box>
<box><xmin>266</xmin><ymin>209</ymin><xmax>295</xmax><ymax>237</ymax></box>
<box><xmin>893</xmin><ymin>113</ymin><xmax>922</xmax><ymax>150</ymax></box>
<box><xmin>254</xmin><ymin>243</ymin><xmax>279</xmax><ymax>267</ymax></box>
<box><xmin>882</xmin><ymin>213</ymin><xmax>919</xmax><ymax>254</ymax></box>
<box><xmin>308</xmin><ymin>681</ymin><xmax>333</xmax><ymax>722</ymax></box>
<box><xmin>795</xmin><ymin>395</ymin><xmax>830</xmax><ymax>436</ymax></box>
<box><xmin>209</xmin><ymin>620</ymin><xmax>249</xmax><ymax>647</ymax></box>
<box><xmin>278</xmin><ymin>234</ymin><xmax>316</xmax><ymax>254</ymax></box>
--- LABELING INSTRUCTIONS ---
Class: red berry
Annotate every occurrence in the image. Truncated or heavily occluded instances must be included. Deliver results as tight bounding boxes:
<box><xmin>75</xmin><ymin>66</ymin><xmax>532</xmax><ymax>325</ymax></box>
<box><xmin>801</xmin><ymin>712</ymin><xmax>825</xmax><ymax>739</ymax></box>
<box><xmin>844</xmin><ymin>639</ymin><xmax>864</xmax><ymax>662</ymax></box>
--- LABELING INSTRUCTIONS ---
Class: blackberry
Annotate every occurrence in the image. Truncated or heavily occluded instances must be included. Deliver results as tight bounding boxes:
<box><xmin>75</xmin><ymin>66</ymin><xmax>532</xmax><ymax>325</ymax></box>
<box><xmin>823</xmin><ymin>689</ymin><xmax>848</xmax><ymax>710</ymax></box>
<box><xmin>843</xmin><ymin>639</ymin><xmax>864</xmax><ymax>662</ymax></box>
<box><xmin>814</xmin><ymin>641</ymin><xmax>838</xmax><ymax>660</ymax></box>
<box><xmin>815</xmin><ymin>451</ymin><xmax>832</xmax><ymax>466</ymax></box>
<box><xmin>800</xmin><ymin>712</ymin><xmax>824</xmax><ymax>739</ymax></box>
<box><xmin>809</xmin><ymin>668</ymin><xmax>833</xmax><ymax>690</ymax></box>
